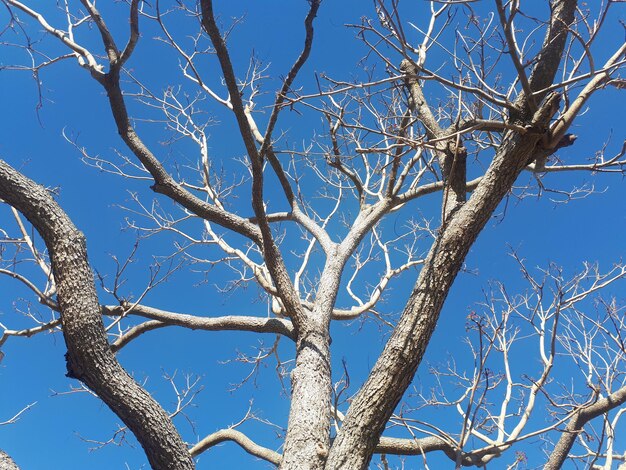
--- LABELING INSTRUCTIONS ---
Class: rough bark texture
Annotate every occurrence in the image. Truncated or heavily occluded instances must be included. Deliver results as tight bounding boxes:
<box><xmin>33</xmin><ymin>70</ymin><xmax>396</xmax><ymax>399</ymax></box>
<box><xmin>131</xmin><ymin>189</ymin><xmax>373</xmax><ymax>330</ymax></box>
<box><xmin>100</xmin><ymin>70</ymin><xmax>261</xmax><ymax>243</ymax></box>
<box><xmin>544</xmin><ymin>385</ymin><xmax>626</xmax><ymax>470</ymax></box>
<box><xmin>325</xmin><ymin>3</ymin><xmax>577</xmax><ymax>468</ymax></box>
<box><xmin>0</xmin><ymin>160</ymin><xmax>194</xmax><ymax>470</ymax></box>
<box><xmin>198</xmin><ymin>2</ymin><xmax>333</xmax><ymax>467</ymax></box>
<box><xmin>280</xmin><ymin>325</ymin><xmax>332</xmax><ymax>469</ymax></box>
<box><xmin>279</xmin><ymin>262</ymin><xmax>343</xmax><ymax>469</ymax></box>
<box><xmin>325</xmin><ymin>129</ymin><xmax>542</xmax><ymax>469</ymax></box>
<box><xmin>0</xmin><ymin>450</ymin><xmax>20</xmax><ymax>470</ymax></box>
<box><xmin>401</xmin><ymin>60</ymin><xmax>467</xmax><ymax>220</ymax></box>
<box><xmin>3</xmin><ymin>0</ymin><xmax>605</xmax><ymax>468</ymax></box>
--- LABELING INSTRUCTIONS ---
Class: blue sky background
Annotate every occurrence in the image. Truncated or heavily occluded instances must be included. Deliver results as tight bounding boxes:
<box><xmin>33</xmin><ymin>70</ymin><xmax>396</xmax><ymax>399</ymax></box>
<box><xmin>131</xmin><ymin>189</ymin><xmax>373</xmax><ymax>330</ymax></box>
<box><xmin>0</xmin><ymin>1</ymin><xmax>625</xmax><ymax>469</ymax></box>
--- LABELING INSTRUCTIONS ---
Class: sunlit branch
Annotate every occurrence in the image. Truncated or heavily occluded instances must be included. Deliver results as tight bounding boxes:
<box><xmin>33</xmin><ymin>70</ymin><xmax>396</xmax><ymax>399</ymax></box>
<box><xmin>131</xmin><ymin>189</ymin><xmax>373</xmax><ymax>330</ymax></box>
<box><xmin>4</xmin><ymin>0</ymin><xmax>104</xmax><ymax>74</ymax></box>
<box><xmin>10</xmin><ymin>207</ymin><xmax>56</xmax><ymax>296</ymax></box>
<box><xmin>0</xmin><ymin>319</ymin><xmax>61</xmax><ymax>348</ymax></box>
<box><xmin>104</xmin><ymin>304</ymin><xmax>296</xmax><ymax>343</ymax></box>
<box><xmin>190</xmin><ymin>428</ymin><xmax>281</xmax><ymax>464</ymax></box>
<box><xmin>0</xmin><ymin>402</ymin><xmax>37</xmax><ymax>426</ymax></box>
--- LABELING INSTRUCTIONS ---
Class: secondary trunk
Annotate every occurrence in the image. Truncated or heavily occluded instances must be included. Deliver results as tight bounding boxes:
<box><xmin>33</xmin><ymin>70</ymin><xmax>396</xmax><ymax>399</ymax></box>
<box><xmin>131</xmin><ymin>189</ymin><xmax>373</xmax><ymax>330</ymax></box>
<box><xmin>324</xmin><ymin>127</ymin><xmax>549</xmax><ymax>468</ymax></box>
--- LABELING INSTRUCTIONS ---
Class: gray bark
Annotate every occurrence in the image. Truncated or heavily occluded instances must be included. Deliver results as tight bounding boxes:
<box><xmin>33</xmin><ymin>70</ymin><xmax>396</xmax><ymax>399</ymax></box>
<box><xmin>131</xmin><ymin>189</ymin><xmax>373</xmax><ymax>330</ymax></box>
<box><xmin>0</xmin><ymin>160</ymin><xmax>194</xmax><ymax>470</ymax></box>
<box><xmin>545</xmin><ymin>385</ymin><xmax>626</xmax><ymax>470</ymax></box>
<box><xmin>325</xmin><ymin>126</ymin><xmax>544</xmax><ymax>470</ymax></box>
<box><xmin>280</xmin><ymin>261</ymin><xmax>343</xmax><ymax>469</ymax></box>
<box><xmin>400</xmin><ymin>60</ymin><xmax>467</xmax><ymax>221</ymax></box>
<box><xmin>324</xmin><ymin>2</ymin><xmax>577</xmax><ymax>468</ymax></box>
<box><xmin>198</xmin><ymin>2</ymin><xmax>333</xmax><ymax>467</ymax></box>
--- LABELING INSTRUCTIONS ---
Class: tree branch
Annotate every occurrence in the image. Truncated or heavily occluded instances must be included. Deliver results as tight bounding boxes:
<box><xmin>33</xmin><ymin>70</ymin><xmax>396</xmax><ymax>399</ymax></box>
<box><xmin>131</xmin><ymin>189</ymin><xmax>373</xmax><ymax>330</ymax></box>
<box><xmin>0</xmin><ymin>450</ymin><xmax>20</xmax><ymax>470</ymax></box>
<box><xmin>104</xmin><ymin>303</ymin><xmax>296</xmax><ymax>352</ymax></box>
<box><xmin>545</xmin><ymin>385</ymin><xmax>626</xmax><ymax>470</ymax></box>
<box><xmin>190</xmin><ymin>428</ymin><xmax>281</xmax><ymax>465</ymax></box>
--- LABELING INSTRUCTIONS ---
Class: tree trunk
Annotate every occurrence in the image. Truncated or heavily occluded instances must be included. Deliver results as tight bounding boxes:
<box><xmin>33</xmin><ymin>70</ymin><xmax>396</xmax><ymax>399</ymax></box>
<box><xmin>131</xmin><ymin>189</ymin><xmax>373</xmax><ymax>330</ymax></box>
<box><xmin>280</xmin><ymin>261</ymin><xmax>345</xmax><ymax>469</ymax></box>
<box><xmin>325</xmin><ymin>1</ymin><xmax>576</xmax><ymax>466</ymax></box>
<box><xmin>0</xmin><ymin>160</ymin><xmax>194</xmax><ymax>470</ymax></box>
<box><xmin>280</xmin><ymin>327</ymin><xmax>332</xmax><ymax>469</ymax></box>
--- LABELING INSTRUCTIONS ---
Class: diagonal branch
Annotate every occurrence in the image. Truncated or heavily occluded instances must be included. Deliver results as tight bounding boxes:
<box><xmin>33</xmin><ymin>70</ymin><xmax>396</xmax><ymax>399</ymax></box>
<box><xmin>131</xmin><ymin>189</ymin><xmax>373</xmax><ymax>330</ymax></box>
<box><xmin>78</xmin><ymin>0</ymin><xmax>119</xmax><ymax>64</ymax></box>
<box><xmin>401</xmin><ymin>60</ymin><xmax>467</xmax><ymax>220</ymax></box>
<box><xmin>545</xmin><ymin>385</ymin><xmax>626</xmax><ymax>470</ymax></box>
<box><xmin>102</xmin><ymin>70</ymin><xmax>262</xmax><ymax>242</ymax></box>
<box><xmin>325</xmin><ymin>7</ymin><xmax>577</xmax><ymax>460</ymax></box>
<box><xmin>261</xmin><ymin>0</ymin><xmax>320</xmax><ymax>149</ymax></box>
<box><xmin>199</xmin><ymin>0</ymin><xmax>307</xmax><ymax>327</ymax></box>
<box><xmin>512</xmin><ymin>0</ymin><xmax>577</xmax><ymax>120</ymax></box>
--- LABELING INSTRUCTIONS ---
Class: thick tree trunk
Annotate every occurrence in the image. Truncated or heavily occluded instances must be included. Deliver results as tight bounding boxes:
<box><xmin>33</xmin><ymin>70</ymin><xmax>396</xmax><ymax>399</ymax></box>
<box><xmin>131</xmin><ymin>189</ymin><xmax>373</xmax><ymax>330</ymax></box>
<box><xmin>0</xmin><ymin>160</ymin><xmax>194</xmax><ymax>470</ymax></box>
<box><xmin>400</xmin><ymin>59</ymin><xmax>467</xmax><ymax>221</ymax></box>
<box><xmin>280</xmin><ymin>327</ymin><xmax>332</xmax><ymax>469</ymax></box>
<box><xmin>280</xmin><ymin>262</ymin><xmax>344</xmax><ymax>469</ymax></box>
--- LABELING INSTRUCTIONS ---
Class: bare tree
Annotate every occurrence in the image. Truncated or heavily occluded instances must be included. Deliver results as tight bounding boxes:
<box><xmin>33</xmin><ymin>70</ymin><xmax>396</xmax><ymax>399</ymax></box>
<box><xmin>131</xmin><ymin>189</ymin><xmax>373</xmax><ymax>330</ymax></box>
<box><xmin>1</xmin><ymin>0</ymin><xmax>625</xmax><ymax>469</ymax></box>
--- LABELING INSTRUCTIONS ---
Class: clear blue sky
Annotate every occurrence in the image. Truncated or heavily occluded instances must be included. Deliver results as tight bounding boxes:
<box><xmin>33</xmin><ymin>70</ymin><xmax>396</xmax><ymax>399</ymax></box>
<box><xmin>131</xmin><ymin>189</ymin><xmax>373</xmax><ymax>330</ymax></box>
<box><xmin>0</xmin><ymin>1</ymin><xmax>625</xmax><ymax>469</ymax></box>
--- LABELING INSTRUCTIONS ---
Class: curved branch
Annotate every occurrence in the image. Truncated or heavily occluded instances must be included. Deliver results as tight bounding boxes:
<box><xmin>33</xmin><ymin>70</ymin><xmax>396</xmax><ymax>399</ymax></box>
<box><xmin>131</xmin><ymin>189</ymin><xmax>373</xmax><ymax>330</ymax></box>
<box><xmin>1</xmin><ymin>319</ymin><xmax>61</xmax><ymax>348</ymax></box>
<box><xmin>376</xmin><ymin>435</ymin><xmax>456</xmax><ymax>460</ymax></box>
<box><xmin>104</xmin><ymin>303</ymin><xmax>296</xmax><ymax>350</ymax></box>
<box><xmin>0</xmin><ymin>159</ymin><xmax>193</xmax><ymax>470</ymax></box>
<box><xmin>190</xmin><ymin>428</ymin><xmax>281</xmax><ymax>465</ymax></box>
<box><xmin>118</xmin><ymin>0</ymin><xmax>139</xmax><ymax>68</ymax></box>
